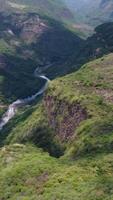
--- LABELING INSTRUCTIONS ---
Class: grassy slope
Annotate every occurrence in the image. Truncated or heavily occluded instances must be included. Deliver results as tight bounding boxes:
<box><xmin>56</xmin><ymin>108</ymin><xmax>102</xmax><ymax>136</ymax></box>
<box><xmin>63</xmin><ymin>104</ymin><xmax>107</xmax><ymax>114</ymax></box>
<box><xmin>0</xmin><ymin>144</ymin><xmax>113</xmax><ymax>200</ymax></box>
<box><xmin>2</xmin><ymin>53</ymin><xmax>113</xmax><ymax>156</ymax></box>
<box><xmin>0</xmin><ymin>2</ymin><xmax>113</xmax><ymax>199</ymax></box>
<box><xmin>47</xmin><ymin>53</ymin><xmax>113</xmax><ymax>157</ymax></box>
<box><xmin>1</xmin><ymin>53</ymin><xmax>113</xmax><ymax>199</ymax></box>
<box><xmin>0</xmin><ymin>103</ymin><xmax>64</xmax><ymax>157</ymax></box>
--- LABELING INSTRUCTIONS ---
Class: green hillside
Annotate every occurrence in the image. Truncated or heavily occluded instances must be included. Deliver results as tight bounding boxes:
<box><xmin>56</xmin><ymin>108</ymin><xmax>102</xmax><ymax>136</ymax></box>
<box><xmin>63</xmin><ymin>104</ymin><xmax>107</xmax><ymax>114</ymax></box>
<box><xmin>1</xmin><ymin>54</ymin><xmax>113</xmax><ymax>199</ymax></box>
<box><xmin>1</xmin><ymin>144</ymin><xmax>113</xmax><ymax>200</ymax></box>
<box><xmin>2</xmin><ymin>53</ymin><xmax>113</xmax><ymax>154</ymax></box>
<box><xmin>1</xmin><ymin>1</ymin><xmax>113</xmax><ymax>199</ymax></box>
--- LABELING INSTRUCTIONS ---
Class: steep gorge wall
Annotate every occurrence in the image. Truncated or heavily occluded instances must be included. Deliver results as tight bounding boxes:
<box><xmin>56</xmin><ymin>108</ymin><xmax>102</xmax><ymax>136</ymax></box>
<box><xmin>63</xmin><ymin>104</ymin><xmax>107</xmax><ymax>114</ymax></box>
<box><xmin>43</xmin><ymin>95</ymin><xmax>88</xmax><ymax>141</ymax></box>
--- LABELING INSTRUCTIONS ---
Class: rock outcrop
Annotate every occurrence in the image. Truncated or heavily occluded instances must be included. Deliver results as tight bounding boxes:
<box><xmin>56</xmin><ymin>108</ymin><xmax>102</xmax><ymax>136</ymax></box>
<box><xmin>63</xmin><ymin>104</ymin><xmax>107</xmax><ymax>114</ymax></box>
<box><xmin>44</xmin><ymin>95</ymin><xmax>87</xmax><ymax>141</ymax></box>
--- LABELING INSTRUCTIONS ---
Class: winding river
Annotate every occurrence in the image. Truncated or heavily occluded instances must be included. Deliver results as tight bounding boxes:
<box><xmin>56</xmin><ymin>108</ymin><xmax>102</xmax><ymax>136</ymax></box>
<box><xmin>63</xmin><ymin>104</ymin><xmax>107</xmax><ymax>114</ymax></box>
<box><xmin>0</xmin><ymin>68</ymin><xmax>50</xmax><ymax>131</ymax></box>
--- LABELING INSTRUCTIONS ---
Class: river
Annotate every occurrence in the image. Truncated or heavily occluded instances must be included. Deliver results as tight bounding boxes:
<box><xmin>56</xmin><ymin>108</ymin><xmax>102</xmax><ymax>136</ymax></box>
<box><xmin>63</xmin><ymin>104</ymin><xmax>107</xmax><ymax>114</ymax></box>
<box><xmin>0</xmin><ymin>68</ymin><xmax>50</xmax><ymax>131</ymax></box>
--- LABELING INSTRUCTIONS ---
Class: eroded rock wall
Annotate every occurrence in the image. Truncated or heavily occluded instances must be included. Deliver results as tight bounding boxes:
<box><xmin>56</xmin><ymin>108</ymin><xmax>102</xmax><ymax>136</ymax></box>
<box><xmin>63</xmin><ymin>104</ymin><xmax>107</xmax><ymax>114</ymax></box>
<box><xmin>44</xmin><ymin>95</ymin><xmax>88</xmax><ymax>141</ymax></box>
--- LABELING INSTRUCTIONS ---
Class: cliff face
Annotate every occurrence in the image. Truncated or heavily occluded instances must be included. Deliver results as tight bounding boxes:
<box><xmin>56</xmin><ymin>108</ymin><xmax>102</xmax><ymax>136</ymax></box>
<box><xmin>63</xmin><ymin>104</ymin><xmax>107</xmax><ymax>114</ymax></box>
<box><xmin>44</xmin><ymin>96</ymin><xmax>88</xmax><ymax>141</ymax></box>
<box><xmin>9</xmin><ymin>13</ymin><xmax>48</xmax><ymax>44</ymax></box>
<box><xmin>0</xmin><ymin>13</ymin><xmax>49</xmax><ymax>53</ymax></box>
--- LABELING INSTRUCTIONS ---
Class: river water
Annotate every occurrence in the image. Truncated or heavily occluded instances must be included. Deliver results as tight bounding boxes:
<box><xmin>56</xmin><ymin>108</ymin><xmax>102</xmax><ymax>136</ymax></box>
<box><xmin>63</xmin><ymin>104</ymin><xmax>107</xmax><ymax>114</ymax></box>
<box><xmin>0</xmin><ymin>69</ymin><xmax>50</xmax><ymax>130</ymax></box>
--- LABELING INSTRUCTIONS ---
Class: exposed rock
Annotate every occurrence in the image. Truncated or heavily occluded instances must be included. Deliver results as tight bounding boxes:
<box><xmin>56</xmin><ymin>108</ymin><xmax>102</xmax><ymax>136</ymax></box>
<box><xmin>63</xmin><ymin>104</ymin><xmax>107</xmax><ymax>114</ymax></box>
<box><xmin>44</xmin><ymin>96</ymin><xmax>88</xmax><ymax>141</ymax></box>
<box><xmin>20</xmin><ymin>15</ymin><xmax>48</xmax><ymax>43</ymax></box>
<box><xmin>6</xmin><ymin>13</ymin><xmax>49</xmax><ymax>43</ymax></box>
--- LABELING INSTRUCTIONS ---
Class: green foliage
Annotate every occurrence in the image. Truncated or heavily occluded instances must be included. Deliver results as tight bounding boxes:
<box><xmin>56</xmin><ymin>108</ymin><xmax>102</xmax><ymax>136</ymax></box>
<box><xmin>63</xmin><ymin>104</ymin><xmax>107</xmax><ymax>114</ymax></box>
<box><xmin>45</xmin><ymin>53</ymin><xmax>113</xmax><ymax>158</ymax></box>
<box><xmin>0</xmin><ymin>14</ymin><xmax>113</xmax><ymax>199</ymax></box>
<box><xmin>0</xmin><ymin>103</ymin><xmax>64</xmax><ymax>158</ymax></box>
<box><xmin>0</xmin><ymin>39</ymin><xmax>15</xmax><ymax>54</ymax></box>
<box><xmin>0</xmin><ymin>144</ymin><xmax>113</xmax><ymax>199</ymax></box>
<box><xmin>0</xmin><ymin>55</ymin><xmax>43</xmax><ymax>103</ymax></box>
<box><xmin>2</xmin><ymin>53</ymin><xmax>113</xmax><ymax>160</ymax></box>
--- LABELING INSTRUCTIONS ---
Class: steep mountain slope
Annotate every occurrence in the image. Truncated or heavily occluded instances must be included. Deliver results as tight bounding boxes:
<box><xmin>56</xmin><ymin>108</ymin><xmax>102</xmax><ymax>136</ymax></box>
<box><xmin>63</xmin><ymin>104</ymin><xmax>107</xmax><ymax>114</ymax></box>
<box><xmin>1</xmin><ymin>54</ymin><xmax>113</xmax><ymax>199</ymax></box>
<box><xmin>84</xmin><ymin>22</ymin><xmax>113</xmax><ymax>57</ymax></box>
<box><xmin>1</xmin><ymin>53</ymin><xmax>113</xmax><ymax>155</ymax></box>
<box><xmin>0</xmin><ymin>1</ymin><xmax>113</xmax><ymax>199</ymax></box>
<box><xmin>46</xmin><ymin>54</ymin><xmax>113</xmax><ymax>157</ymax></box>
<box><xmin>69</xmin><ymin>22</ymin><xmax>113</xmax><ymax>73</ymax></box>
<box><xmin>0</xmin><ymin>21</ymin><xmax>113</xmax><ymax>130</ymax></box>
<box><xmin>48</xmin><ymin>22</ymin><xmax>113</xmax><ymax>81</ymax></box>
<box><xmin>0</xmin><ymin>2</ymin><xmax>113</xmax><ymax>198</ymax></box>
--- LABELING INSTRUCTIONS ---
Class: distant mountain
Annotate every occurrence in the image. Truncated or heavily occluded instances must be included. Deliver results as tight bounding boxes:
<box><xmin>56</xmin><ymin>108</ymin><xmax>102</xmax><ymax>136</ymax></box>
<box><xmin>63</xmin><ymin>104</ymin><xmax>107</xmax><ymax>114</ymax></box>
<box><xmin>63</xmin><ymin>0</ymin><xmax>113</xmax><ymax>35</ymax></box>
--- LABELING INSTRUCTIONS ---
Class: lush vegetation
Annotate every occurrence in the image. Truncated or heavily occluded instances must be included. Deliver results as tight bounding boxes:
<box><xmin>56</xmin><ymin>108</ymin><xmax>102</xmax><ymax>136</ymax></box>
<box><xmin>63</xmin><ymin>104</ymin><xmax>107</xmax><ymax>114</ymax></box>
<box><xmin>2</xmin><ymin>54</ymin><xmax>113</xmax><ymax>157</ymax></box>
<box><xmin>0</xmin><ymin>103</ymin><xmax>64</xmax><ymax>158</ymax></box>
<box><xmin>1</xmin><ymin>1</ymin><xmax>113</xmax><ymax>199</ymax></box>
<box><xmin>47</xmin><ymin>54</ymin><xmax>113</xmax><ymax>157</ymax></box>
<box><xmin>0</xmin><ymin>144</ymin><xmax>113</xmax><ymax>199</ymax></box>
<box><xmin>1</xmin><ymin>47</ymin><xmax>113</xmax><ymax>200</ymax></box>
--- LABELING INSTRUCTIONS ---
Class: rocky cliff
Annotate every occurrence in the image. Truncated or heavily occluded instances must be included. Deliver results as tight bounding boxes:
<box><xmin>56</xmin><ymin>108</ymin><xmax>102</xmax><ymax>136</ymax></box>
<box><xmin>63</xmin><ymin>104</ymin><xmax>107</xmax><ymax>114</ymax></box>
<box><xmin>44</xmin><ymin>96</ymin><xmax>87</xmax><ymax>141</ymax></box>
